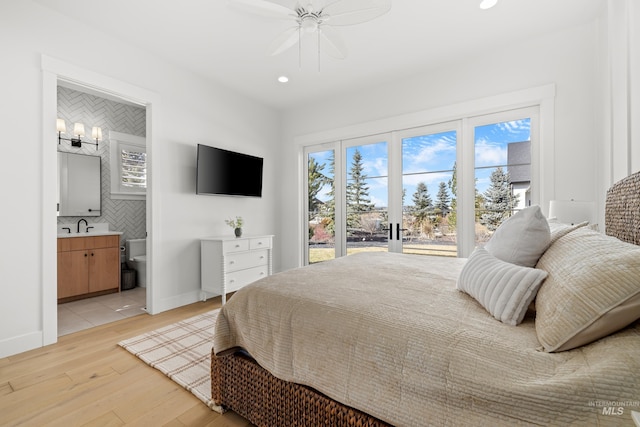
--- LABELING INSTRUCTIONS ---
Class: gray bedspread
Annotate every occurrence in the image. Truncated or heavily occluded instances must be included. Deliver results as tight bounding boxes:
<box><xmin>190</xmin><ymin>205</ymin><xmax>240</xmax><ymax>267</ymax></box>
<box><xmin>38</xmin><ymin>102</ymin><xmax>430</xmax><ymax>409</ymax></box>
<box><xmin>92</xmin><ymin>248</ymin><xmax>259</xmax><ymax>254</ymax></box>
<box><xmin>214</xmin><ymin>252</ymin><xmax>640</xmax><ymax>426</ymax></box>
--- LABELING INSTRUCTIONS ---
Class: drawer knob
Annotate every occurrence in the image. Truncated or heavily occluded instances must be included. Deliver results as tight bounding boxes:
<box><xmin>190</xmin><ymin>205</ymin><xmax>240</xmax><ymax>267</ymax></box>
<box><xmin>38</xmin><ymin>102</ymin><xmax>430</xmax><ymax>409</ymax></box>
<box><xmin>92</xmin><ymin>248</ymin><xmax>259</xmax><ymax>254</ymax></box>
<box><xmin>230</xmin><ymin>261</ymin><xmax>235</xmax><ymax>265</ymax></box>
<box><xmin>229</xmin><ymin>279</ymin><xmax>235</xmax><ymax>283</ymax></box>
<box><xmin>260</xmin><ymin>272</ymin><xmax>265</xmax><ymax>276</ymax></box>
<box><xmin>260</xmin><ymin>256</ymin><xmax>265</xmax><ymax>259</ymax></box>
<box><xmin>235</xmin><ymin>244</ymin><xmax>240</xmax><ymax>248</ymax></box>
<box><xmin>258</xmin><ymin>242</ymin><xmax>263</xmax><ymax>245</ymax></box>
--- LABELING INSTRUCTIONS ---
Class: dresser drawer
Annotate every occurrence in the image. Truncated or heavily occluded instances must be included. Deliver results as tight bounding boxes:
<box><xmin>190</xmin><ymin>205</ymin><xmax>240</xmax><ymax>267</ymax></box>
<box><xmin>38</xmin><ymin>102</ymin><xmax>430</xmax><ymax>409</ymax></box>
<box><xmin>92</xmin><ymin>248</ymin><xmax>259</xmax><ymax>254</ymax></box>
<box><xmin>226</xmin><ymin>265</ymin><xmax>269</xmax><ymax>293</ymax></box>
<box><xmin>226</xmin><ymin>250</ymin><xmax>269</xmax><ymax>273</ymax></box>
<box><xmin>250</xmin><ymin>237</ymin><xmax>271</xmax><ymax>250</ymax></box>
<box><xmin>223</xmin><ymin>239</ymin><xmax>249</xmax><ymax>253</ymax></box>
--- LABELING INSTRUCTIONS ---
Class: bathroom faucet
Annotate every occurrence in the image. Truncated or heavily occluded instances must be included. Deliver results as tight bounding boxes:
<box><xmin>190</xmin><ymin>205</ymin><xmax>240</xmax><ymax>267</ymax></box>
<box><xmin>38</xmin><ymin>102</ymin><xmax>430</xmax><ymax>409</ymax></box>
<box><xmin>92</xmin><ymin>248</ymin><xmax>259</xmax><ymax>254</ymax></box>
<box><xmin>77</xmin><ymin>218</ymin><xmax>88</xmax><ymax>233</ymax></box>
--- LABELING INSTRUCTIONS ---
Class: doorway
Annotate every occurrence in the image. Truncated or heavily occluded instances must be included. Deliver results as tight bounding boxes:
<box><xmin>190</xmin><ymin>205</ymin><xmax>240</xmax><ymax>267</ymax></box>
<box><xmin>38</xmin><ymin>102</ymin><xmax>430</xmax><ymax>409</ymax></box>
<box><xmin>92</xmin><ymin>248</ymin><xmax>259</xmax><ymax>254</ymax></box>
<box><xmin>42</xmin><ymin>55</ymin><xmax>157</xmax><ymax>347</ymax></box>
<box><xmin>55</xmin><ymin>83</ymin><xmax>149</xmax><ymax>336</ymax></box>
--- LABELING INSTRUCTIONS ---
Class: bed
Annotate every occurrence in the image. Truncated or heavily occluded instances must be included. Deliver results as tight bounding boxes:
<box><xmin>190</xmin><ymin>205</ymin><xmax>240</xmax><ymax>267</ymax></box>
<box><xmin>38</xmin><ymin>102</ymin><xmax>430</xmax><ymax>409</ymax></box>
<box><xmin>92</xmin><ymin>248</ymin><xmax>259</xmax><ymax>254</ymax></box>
<box><xmin>211</xmin><ymin>172</ymin><xmax>640</xmax><ymax>427</ymax></box>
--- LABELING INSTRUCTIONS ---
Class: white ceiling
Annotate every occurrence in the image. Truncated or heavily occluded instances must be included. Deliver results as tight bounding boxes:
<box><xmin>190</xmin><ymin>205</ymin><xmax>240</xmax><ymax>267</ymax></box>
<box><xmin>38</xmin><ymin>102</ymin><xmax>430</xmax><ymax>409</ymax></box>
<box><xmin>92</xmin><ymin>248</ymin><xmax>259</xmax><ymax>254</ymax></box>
<box><xmin>35</xmin><ymin>0</ymin><xmax>605</xmax><ymax>111</ymax></box>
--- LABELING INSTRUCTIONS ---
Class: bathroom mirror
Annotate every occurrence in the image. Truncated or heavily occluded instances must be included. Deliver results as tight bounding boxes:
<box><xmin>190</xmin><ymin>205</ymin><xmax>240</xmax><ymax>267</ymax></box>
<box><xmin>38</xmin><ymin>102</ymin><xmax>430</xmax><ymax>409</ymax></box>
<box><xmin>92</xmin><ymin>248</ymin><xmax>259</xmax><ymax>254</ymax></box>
<box><xmin>57</xmin><ymin>152</ymin><xmax>101</xmax><ymax>216</ymax></box>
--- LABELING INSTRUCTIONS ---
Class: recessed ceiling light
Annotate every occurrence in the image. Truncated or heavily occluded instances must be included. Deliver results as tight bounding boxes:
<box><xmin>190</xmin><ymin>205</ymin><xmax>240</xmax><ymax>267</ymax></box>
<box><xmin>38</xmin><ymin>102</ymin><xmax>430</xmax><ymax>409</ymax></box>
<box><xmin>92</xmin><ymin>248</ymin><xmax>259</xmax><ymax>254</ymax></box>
<box><xmin>479</xmin><ymin>0</ymin><xmax>498</xmax><ymax>10</ymax></box>
<box><xmin>278</xmin><ymin>76</ymin><xmax>289</xmax><ymax>83</ymax></box>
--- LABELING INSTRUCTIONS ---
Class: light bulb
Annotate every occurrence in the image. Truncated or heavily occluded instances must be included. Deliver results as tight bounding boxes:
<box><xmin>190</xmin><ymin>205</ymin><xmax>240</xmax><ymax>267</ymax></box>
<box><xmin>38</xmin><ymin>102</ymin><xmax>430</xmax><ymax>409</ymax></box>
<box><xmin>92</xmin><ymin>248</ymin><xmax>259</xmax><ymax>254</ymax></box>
<box><xmin>301</xmin><ymin>17</ymin><xmax>318</xmax><ymax>33</ymax></box>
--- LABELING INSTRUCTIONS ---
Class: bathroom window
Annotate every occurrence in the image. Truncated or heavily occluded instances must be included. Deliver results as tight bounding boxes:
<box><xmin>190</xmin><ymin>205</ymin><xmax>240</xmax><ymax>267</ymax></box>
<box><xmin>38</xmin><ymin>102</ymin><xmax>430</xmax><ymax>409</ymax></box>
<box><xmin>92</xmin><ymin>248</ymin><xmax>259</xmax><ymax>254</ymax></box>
<box><xmin>110</xmin><ymin>131</ymin><xmax>146</xmax><ymax>200</ymax></box>
<box><xmin>121</xmin><ymin>145</ymin><xmax>146</xmax><ymax>189</ymax></box>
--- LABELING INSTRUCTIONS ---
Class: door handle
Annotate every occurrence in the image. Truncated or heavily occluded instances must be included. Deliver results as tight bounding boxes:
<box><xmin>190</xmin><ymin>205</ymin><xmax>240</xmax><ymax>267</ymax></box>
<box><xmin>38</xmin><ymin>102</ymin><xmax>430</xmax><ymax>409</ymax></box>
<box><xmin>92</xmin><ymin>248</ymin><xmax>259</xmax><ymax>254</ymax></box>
<box><xmin>382</xmin><ymin>226</ymin><xmax>393</xmax><ymax>240</ymax></box>
<box><xmin>396</xmin><ymin>223</ymin><xmax>407</xmax><ymax>240</ymax></box>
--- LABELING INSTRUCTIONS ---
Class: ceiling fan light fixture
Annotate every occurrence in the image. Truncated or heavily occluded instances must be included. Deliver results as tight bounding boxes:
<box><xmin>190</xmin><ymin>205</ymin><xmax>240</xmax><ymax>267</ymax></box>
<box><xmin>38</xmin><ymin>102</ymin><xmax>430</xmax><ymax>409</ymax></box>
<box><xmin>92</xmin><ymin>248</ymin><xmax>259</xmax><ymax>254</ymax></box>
<box><xmin>301</xmin><ymin>16</ymin><xmax>318</xmax><ymax>33</ymax></box>
<box><xmin>278</xmin><ymin>75</ymin><xmax>289</xmax><ymax>83</ymax></box>
<box><xmin>479</xmin><ymin>0</ymin><xmax>498</xmax><ymax>10</ymax></box>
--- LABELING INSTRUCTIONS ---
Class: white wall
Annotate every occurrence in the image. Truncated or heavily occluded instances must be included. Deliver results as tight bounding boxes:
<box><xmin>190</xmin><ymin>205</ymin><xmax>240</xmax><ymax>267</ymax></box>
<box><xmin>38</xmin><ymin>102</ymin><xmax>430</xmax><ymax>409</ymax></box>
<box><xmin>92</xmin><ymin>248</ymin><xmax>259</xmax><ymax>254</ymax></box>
<box><xmin>279</xmin><ymin>20</ymin><xmax>603</xmax><ymax>270</ymax></box>
<box><xmin>0</xmin><ymin>1</ymin><xmax>280</xmax><ymax>357</ymax></box>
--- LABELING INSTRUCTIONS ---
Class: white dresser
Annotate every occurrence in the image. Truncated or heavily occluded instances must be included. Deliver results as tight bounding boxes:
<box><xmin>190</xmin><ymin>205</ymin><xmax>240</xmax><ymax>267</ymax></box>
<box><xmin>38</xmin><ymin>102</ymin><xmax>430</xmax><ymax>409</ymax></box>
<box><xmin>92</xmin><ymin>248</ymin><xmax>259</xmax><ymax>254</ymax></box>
<box><xmin>201</xmin><ymin>235</ymin><xmax>273</xmax><ymax>304</ymax></box>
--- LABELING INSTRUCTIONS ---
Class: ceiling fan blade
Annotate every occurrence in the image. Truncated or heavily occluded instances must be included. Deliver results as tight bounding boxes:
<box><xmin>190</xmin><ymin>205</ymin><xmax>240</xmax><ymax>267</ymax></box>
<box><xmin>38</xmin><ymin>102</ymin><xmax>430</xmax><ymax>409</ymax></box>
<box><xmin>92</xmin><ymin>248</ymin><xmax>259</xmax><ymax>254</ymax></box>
<box><xmin>227</xmin><ymin>0</ymin><xmax>294</xmax><ymax>20</ymax></box>
<box><xmin>319</xmin><ymin>25</ymin><xmax>347</xmax><ymax>59</ymax></box>
<box><xmin>264</xmin><ymin>0</ymin><xmax>299</xmax><ymax>9</ymax></box>
<box><xmin>322</xmin><ymin>0</ymin><xmax>391</xmax><ymax>26</ymax></box>
<box><xmin>267</xmin><ymin>26</ymin><xmax>300</xmax><ymax>56</ymax></box>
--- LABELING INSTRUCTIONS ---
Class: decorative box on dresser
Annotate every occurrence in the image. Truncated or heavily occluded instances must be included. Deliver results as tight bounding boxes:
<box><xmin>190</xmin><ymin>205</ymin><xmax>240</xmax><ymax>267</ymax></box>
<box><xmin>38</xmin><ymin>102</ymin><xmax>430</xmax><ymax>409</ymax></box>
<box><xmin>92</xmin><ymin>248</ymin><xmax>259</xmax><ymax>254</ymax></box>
<box><xmin>201</xmin><ymin>235</ymin><xmax>273</xmax><ymax>304</ymax></box>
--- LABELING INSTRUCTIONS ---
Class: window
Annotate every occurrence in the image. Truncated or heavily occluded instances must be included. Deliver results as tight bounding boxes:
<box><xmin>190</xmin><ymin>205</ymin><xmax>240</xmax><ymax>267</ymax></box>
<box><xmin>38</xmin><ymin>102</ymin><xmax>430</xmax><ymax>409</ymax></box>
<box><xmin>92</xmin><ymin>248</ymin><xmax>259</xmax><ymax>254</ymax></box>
<box><xmin>120</xmin><ymin>144</ymin><xmax>147</xmax><ymax>189</ymax></box>
<box><xmin>301</xmin><ymin>92</ymin><xmax>550</xmax><ymax>263</ymax></box>
<box><xmin>109</xmin><ymin>131</ymin><xmax>146</xmax><ymax>200</ymax></box>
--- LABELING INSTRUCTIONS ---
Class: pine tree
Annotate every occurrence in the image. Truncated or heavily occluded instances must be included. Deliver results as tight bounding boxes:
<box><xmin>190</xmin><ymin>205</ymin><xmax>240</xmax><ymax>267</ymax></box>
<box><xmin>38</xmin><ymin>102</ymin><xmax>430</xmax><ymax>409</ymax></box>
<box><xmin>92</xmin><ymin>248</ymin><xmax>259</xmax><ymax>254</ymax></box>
<box><xmin>448</xmin><ymin>163</ymin><xmax>457</xmax><ymax>227</ymax></box>
<box><xmin>435</xmin><ymin>181</ymin><xmax>450</xmax><ymax>216</ymax></box>
<box><xmin>346</xmin><ymin>149</ymin><xmax>373</xmax><ymax>230</ymax></box>
<box><xmin>480</xmin><ymin>167</ymin><xmax>519</xmax><ymax>231</ymax></box>
<box><xmin>307</xmin><ymin>157</ymin><xmax>327</xmax><ymax>214</ymax></box>
<box><xmin>323</xmin><ymin>151</ymin><xmax>336</xmax><ymax>236</ymax></box>
<box><xmin>411</xmin><ymin>182</ymin><xmax>432</xmax><ymax>223</ymax></box>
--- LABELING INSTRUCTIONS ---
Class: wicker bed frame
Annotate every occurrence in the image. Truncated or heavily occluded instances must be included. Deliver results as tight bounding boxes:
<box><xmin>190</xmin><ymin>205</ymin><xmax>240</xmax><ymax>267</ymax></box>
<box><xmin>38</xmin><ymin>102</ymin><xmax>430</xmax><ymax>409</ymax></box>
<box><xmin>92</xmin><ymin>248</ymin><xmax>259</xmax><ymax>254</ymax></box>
<box><xmin>211</xmin><ymin>351</ymin><xmax>390</xmax><ymax>426</ymax></box>
<box><xmin>211</xmin><ymin>171</ymin><xmax>640</xmax><ymax>427</ymax></box>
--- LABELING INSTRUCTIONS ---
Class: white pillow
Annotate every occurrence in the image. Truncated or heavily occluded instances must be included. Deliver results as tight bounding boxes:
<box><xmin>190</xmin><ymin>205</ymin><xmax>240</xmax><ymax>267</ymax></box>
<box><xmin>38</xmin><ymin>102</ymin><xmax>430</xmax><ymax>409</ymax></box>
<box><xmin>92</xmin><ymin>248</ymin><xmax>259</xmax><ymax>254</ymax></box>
<box><xmin>484</xmin><ymin>205</ymin><xmax>550</xmax><ymax>267</ymax></box>
<box><xmin>535</xmin><ymin>227</ymin><xmax>640</xmax><ymax>352</ymax></box>
<box><xmin>457</xmin><ymin>248</ymin><xmax>548</xmax><ymax>326</ymax></box>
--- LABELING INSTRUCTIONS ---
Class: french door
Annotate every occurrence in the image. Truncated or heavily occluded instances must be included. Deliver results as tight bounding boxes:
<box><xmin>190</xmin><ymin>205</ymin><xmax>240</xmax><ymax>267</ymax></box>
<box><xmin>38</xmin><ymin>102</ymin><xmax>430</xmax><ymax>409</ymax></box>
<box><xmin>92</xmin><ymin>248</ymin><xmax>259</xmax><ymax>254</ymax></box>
<box><xmin>304</xmin><ymin>106</ymin><xmax>538</xmax><ymax>265</ymax></box>
<box><xmin>305</xmin><ymin>124</ymin><xmax>461</xmax><ymax>263</ymax></box>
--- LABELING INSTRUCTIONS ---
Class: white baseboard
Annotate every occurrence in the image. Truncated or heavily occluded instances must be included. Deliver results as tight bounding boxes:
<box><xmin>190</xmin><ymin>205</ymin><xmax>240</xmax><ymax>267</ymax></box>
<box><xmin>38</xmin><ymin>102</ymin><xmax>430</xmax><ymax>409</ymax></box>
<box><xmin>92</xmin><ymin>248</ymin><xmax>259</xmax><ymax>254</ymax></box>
<box><xmin>0</xmin><ymin>331</ymin><xmax>43</xmax><ymax>358</ymax></box>
<box><xmin>149</xmin><ymin>290</ymin><xmax>203</xmax><ymax>315</ymax></box>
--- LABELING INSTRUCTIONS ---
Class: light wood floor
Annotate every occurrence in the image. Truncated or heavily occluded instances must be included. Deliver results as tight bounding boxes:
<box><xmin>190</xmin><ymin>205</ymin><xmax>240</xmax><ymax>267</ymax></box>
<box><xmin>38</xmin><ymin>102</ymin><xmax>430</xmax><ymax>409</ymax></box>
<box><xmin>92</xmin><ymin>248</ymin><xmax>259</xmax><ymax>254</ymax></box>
<box><xmin>0</xmin><ymin>297</ymin><xmax>255</xmax><ymax>427</ymax></box>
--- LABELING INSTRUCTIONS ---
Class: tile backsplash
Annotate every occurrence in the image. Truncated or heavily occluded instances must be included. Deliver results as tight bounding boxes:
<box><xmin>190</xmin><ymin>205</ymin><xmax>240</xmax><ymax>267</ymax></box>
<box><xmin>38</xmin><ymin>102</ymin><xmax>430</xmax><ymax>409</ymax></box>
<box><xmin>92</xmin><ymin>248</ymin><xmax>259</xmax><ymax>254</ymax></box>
<box><xmin>57</xmin><ymin>86</ymin><xmax>146</xmax><ymax>244</ymax></box>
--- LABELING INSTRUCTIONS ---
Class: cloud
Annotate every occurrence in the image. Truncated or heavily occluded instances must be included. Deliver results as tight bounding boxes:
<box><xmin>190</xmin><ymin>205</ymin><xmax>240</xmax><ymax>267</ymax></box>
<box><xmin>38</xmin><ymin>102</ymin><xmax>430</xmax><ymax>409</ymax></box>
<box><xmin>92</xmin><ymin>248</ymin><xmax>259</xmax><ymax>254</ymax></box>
<box><xmin>403</xmin><ymin>135</ymin><xmax>456</xmax><ymax>174</ymax></box>
<box><xmin>475</xmin><ymin>138</ymin><xmax>507</xmax><ymax>167</ymax></box>
<box><xmin>496</xmin><ymin>119</ymin><xmax>530</xmax><ymax>136</ymax></box>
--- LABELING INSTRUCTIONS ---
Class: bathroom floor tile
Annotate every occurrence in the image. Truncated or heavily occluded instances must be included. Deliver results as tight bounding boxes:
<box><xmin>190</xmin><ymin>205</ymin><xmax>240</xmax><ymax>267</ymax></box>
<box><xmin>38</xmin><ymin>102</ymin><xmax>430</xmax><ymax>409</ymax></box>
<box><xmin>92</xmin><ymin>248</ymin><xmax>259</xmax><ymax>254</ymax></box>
<box><xmin>57</xmin><ymin>287</ymin><xmax>149</xmax><ymax>336</ymax></box>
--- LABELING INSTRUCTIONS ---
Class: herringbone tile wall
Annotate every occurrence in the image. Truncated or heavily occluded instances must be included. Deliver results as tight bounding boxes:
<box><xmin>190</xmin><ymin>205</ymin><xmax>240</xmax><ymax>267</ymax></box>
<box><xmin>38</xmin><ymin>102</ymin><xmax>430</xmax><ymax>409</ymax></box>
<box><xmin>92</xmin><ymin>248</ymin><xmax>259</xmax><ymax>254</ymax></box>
<box><xmin>57</xmin><ymin>86</ymin><xmax>146</xmax><ymax>247</ymax></box>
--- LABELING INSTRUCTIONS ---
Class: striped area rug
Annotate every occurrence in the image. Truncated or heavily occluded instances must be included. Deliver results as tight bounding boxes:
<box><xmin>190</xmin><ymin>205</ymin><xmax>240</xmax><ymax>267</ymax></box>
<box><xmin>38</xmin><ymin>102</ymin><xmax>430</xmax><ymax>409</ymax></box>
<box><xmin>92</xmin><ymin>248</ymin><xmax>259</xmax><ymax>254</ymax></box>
<box><xmin>118</xmin><ymin>309</ymin><xmax>223</xmax><ymax>413</ymax></box>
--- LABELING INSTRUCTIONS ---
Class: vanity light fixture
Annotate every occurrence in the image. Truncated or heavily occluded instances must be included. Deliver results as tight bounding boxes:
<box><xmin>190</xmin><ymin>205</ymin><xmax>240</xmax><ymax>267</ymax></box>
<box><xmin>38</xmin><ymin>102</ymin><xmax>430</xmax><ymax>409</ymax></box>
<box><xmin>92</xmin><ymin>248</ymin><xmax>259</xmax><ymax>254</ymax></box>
<box><xmin>57</xmin><ymin>118</ymin><xmax>102</xmax><ymax>150</ymax></box>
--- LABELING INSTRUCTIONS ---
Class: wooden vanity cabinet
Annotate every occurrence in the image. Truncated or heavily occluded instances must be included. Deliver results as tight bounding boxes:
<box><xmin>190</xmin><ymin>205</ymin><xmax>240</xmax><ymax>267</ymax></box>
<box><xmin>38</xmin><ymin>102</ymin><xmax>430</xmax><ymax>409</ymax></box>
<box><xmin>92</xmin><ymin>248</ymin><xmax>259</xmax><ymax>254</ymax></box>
<box><xmin>57</xmin><ymin>235</ymin><xmax>120</xmax><ymax>303</ymax></box>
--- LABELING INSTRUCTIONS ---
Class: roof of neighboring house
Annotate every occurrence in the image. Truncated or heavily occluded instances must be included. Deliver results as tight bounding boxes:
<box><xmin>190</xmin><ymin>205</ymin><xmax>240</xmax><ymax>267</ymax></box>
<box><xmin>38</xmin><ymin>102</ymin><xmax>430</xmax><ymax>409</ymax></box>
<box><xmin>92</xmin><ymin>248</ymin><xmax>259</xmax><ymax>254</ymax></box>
<box><xmin>507</xmin><ymin>141</ymin><xmax>531</xmax><ymax>184</ymax></box>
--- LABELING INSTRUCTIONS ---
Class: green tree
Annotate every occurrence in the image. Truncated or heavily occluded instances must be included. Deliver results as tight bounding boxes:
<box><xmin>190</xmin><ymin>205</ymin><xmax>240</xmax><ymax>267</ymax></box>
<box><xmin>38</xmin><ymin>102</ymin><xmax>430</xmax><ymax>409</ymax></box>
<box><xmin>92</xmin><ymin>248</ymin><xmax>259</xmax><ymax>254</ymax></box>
<box><xmin>435</xmin><ymin>181</ymin><xmax>450</xmax><ymax>216</ymax></box>
<box><xmin>448</xmin><ymin>163</ymin><xmax>457</xmax><ymax>227</ymax></box>
<box><xmin>308</xmin><ymin>157</ymin><xmax>327</xmax><ymax>214</ymax></box>
<box><xmin>346</xmin><ymin>149</ymin><xmax>374</xmax><ymax>230</ymax></box>
<box><xmin>323</xmin><ymin>151</ymin><xmax>336</xmax><ymax>236</ymax></box>
<box><xmin>480</xmin><ymin>167</ymin><xmax>519</xmax><ymax>231</ymax></box>
<box><xmin>411</xmin><ymin>182</ymin><xmax>432</xmax><ymax>223</ymax></box>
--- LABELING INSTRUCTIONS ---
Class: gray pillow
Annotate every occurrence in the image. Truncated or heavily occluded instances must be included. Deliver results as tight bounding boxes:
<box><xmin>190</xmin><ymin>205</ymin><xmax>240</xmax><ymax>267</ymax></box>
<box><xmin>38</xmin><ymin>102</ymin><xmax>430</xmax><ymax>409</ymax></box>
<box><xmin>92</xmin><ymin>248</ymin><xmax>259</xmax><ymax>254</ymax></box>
<box><xmin>457</xmin><ymin>248</ymin><xmax>548</xmax><ymax>326</ymax></box>
<box><xmin>484</xmin><ymin>205</ymin><xmax>550</xmax><ymax>267</ymax></box>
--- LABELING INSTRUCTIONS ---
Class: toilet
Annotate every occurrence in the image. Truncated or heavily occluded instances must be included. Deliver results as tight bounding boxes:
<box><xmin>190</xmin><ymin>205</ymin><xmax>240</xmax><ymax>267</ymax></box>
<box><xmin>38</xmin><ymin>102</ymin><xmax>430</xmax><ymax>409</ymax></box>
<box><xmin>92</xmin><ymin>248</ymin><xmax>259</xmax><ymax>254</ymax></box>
<box><xmin>125</xmin><ymin>238</ymin><xmax>147</xmax><ymax>288</ymax></box>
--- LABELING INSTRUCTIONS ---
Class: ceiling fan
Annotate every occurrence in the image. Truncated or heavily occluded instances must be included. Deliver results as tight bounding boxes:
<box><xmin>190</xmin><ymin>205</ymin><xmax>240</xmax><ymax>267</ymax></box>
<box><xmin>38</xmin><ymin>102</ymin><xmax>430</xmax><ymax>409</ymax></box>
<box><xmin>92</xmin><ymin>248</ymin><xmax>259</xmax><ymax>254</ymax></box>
<box><xmin>228</xmin><ymin>0</ymin><xmax>392</xmax><ymax>68</ymax></box>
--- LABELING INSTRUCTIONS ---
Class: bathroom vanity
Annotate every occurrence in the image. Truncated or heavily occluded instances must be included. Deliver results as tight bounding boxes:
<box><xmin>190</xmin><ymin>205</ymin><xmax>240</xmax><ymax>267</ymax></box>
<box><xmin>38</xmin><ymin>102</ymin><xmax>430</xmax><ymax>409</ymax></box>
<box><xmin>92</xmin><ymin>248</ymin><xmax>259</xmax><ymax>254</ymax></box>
<box><xmin>57</xmin><ymin>233</ymin><xmax>121</xmax><ymax>303</ymax></box>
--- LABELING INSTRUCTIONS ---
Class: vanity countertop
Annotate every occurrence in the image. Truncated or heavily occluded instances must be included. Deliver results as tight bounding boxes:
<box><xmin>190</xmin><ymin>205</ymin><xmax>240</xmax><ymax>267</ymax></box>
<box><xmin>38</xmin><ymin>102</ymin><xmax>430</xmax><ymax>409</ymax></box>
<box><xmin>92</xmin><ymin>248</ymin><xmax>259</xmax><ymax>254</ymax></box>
<box><xmin>57</xmin><ymin>231</ymin><xmax>123</xmax><ymax>238</ymax></box>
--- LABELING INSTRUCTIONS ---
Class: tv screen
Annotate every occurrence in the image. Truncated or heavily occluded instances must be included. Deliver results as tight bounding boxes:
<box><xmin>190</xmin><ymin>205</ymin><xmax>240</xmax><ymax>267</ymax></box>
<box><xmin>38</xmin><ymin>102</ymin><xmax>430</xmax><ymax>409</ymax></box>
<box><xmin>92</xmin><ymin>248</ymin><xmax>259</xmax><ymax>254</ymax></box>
<box><xmin>196</xmin><ymin>144</ymin><xmax>263</xmax><ymax>197</ymax></box>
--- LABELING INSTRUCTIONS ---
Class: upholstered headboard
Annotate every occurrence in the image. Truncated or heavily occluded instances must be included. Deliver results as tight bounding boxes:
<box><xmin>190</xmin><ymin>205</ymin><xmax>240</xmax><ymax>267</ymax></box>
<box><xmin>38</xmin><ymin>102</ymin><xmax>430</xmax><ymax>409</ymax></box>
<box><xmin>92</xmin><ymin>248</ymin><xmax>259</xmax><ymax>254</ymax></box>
<box><xmin>605</xmin><ymin>171</ymin><xmax>640</xmax><ymax>246</ymax></box>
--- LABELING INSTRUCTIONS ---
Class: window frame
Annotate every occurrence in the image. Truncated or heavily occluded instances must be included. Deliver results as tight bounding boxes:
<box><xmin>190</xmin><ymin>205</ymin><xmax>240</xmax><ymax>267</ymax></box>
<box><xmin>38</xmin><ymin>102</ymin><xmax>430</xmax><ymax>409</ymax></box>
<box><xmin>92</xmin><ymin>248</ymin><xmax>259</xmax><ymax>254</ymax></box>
<box><xmin>297</xmin><ymin>84</ymin><xmax>555</xmax><ymax>263</ymax></box>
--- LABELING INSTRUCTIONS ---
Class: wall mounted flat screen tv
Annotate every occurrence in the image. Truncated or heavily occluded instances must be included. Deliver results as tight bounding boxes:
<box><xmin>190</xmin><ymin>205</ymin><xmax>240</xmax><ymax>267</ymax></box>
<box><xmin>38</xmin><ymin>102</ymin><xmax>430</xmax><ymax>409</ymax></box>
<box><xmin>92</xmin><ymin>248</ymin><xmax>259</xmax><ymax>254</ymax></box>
<box><xmin>196</xmin><ymin>144</ymin><xmax>263</xmax><ymax>197</ymax></box>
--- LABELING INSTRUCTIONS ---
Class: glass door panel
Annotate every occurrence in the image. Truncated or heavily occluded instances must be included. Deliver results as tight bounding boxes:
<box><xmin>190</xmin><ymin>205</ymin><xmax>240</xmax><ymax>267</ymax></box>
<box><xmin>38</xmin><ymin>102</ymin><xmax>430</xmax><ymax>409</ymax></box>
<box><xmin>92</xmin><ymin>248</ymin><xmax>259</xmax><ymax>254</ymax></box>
<box><xmin>307</xmin><ymin>149</ymin><xmax>336</xmax><ymax>264</ymax></box>
<box><xmin>344</xmin><ymin>140</ymin><xmax>389</xmax><ymax>256</ymax></box>
<box><xmin>474</xmin><ymin>117</ymin><xmax>532</xmax><ymax>247</ymax></box>
<box><xmin>401</xmin><ymin>129</ymin><xmax>458</xmax><ymax>257</ymax></box>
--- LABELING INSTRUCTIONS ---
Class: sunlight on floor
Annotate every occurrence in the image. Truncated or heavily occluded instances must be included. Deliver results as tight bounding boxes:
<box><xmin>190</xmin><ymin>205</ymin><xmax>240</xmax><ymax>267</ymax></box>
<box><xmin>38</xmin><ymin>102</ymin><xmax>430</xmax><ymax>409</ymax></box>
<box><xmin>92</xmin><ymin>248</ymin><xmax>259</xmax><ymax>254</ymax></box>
<box><xmin>57</xmin><ymin>287</ymin><xmax>147</xmax><ymax>336</ymax></box>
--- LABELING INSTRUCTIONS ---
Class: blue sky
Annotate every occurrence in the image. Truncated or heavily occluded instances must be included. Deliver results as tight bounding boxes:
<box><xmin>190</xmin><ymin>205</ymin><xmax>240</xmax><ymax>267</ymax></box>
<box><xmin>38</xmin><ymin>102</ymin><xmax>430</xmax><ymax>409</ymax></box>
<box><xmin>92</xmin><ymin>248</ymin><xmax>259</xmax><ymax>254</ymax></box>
<box><xmin>310</xmin><ymin>118</ymin><xmax>531</xmax><ymax>208</ymax></box>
